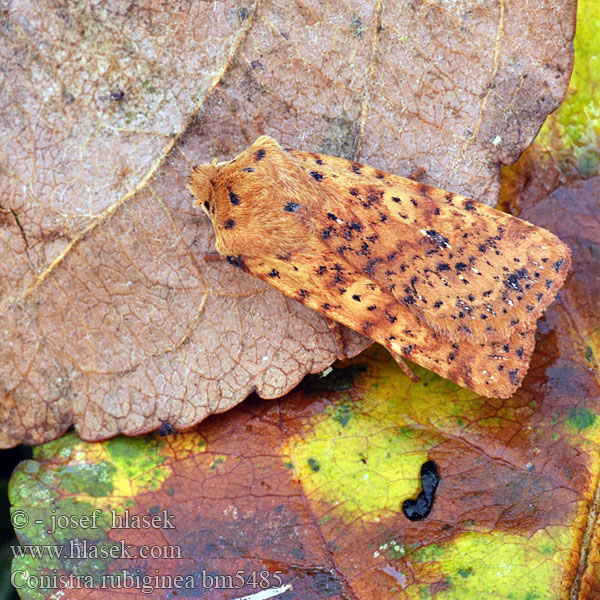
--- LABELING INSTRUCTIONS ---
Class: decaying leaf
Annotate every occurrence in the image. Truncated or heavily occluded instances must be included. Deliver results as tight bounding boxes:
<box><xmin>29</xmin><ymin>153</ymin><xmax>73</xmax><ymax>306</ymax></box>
<box><xmin>0</xmin><ymin>1</ymin><xmax>575</xmax><ymax>445</ymax></box>
<box><xmin>10</xmin><ymin>167</ymin><xmax>600</xmax><ymax>597</ymax></box>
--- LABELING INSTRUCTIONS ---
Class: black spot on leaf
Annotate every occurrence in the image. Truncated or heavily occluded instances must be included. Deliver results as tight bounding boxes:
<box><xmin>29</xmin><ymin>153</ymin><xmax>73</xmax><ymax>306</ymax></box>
<box><xmin>157</xmin><ymin>421</ymin><xmax>174</xmax><ymax>436</ymax></box>
<box><xmin>402</xmin><ymin>460</ymin><xmax>440</xmax><ymax>521</ymax></box>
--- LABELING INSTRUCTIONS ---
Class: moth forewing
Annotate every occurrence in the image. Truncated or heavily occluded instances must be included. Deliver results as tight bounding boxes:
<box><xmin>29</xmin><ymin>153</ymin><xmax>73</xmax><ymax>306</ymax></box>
<box><xmin>287</xmin><ymin>148</ymin><xmax>571</xmax><ymax>344</ymax></box>
<box><xmin>242</xmin><ymin>246</ymin><xmax>536</xmax><ymax>399</ymax></box>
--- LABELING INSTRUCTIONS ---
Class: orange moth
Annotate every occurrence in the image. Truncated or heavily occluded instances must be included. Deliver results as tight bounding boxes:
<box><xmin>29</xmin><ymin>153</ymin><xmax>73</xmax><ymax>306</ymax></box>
<box><xmin>188</xmin><ymin>136</ymin><xmax>570</xmax><ymax>398</ymax></box>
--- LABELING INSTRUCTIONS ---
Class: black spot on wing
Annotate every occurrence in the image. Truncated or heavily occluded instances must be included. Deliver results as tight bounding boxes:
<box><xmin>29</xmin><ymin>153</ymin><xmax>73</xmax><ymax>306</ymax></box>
<box><xmin>426</xmin><ymin>230</ymin><xmax>450</xmax><ymax>248</ymax></box>
<box><xmin>508</xmin><ymin>369</ymin><xmax>520</xmax><ymax>386</ymax></box>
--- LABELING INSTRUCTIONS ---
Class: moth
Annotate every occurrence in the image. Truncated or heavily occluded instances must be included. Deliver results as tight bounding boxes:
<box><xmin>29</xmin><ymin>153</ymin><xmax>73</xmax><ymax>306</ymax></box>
<box><xmin>188</xmin><ymin>136</ymin><xmax>571</xmax><ymax>398</ymax></box>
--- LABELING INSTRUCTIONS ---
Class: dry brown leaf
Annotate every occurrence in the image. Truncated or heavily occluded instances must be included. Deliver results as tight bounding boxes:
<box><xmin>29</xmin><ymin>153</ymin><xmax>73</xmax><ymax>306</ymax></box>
<box><xmin>0</xmin><ymin>1</ymin><xmax>574</xmax><ymax>446</ymax></box>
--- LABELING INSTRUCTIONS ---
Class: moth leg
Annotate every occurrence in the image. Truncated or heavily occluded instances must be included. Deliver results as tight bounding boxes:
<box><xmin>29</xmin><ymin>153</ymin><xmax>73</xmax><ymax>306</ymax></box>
<box><xmin>325</xmin><ymin>317</ymin><xmax>347</xmax><ymax>360</ymax></box>
<box><xmin>406</xmin><ymin>166</ymin><xmax>426</xmax><ymax>181</ymax></box>
<box><xmin>390</xmin><ymin>352</ymin><xmax>420</xmax><ymax>383</ymax></box>
<box><xmin>202</xmin><ymin>251</ymin><xmax>226</xmax><ymax>262</ymax></box>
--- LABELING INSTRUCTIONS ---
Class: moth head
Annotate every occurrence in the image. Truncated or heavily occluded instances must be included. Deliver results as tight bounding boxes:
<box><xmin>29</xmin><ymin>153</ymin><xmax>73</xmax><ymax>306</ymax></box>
<box><xmin>188</xmin><ymin>160</ymin><xmax>220</xmax><ymax>218</ymax></box>
<box><xmin>190</xmin><ymin>137</ymin><xmax>315</xmax><ymax>258</ymax></box>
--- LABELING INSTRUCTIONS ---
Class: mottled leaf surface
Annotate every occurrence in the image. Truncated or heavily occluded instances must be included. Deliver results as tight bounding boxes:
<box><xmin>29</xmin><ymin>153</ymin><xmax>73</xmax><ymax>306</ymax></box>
<box><xmin>8</xmin><ymin>287</ymin><xmax>600</xmax><ymax>599</ymax></box>
<box><xmin>0</xmin><ymin>0</ymin><xmax>574</xmax><ymax>445</ymax></box>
